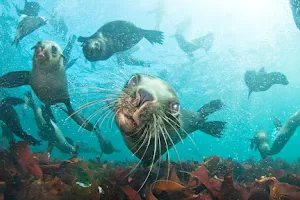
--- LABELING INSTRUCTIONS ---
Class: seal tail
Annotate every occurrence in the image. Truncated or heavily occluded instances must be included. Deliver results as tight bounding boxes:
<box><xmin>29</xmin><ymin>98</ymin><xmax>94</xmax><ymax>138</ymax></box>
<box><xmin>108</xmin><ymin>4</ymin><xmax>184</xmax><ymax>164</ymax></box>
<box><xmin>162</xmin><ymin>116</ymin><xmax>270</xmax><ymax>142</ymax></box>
<box><xmin>142</xmin><ymin>29</ymin><xmax>164</xmax><ymax>44</ymax></box>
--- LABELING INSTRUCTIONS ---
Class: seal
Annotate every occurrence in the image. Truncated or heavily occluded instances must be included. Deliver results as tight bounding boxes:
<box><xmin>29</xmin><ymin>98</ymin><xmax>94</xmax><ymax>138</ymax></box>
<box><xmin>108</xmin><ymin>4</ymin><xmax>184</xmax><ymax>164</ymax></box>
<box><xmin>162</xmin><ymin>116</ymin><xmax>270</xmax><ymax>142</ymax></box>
<box><xmin>0</xmin><ymin>40</ymin><xmax>94</xmax><ymax>132</ymax></box>
<box><xmin>12</xmin><ymin>15</ymin><xmax>48</xmax><ymax>46</ymax></box>
<box><xmin>115</xmin><ymin>46</ymin><xmax>151</xmax><ymax>68</ymax></box>
<box><xmin>0</xmin><ymin>97</ymin><xmax>40</xmax><ymax>145</ymax></box>
<box><xmin>63</xmin><ymin>35</ymin><xmax>78</xmax><ymax>70</ymax></box>
<box><xmin>250</xmin><ymin>110</ymin><xmax>300</xmax><ymax>159</ymax></box>
<box><xmin>78</xmin><ymin>20</ymin><xmax>164</xmax><ymax>61</ymax></box>
<box><xmin>15</xmin><ymin>0</ymin><xmax>40</xmax><ymax>17</ymax></box>
<box><xmin>244</xmin><ymin>67</ymin><xmax>289</xmax><ymax>99</ymax></box>
<box><xmin>175</xmin><ymin>32</ymin><xmax>214</xmax><ymax>56</ymax></box>
<box><xmin>290</xmin><ymin>0</ymin><xmax>300</xmax><ymax>30</ymax></box>
<box><xmin>113</xmin><ymin>74</ymin><xmax>227</xmax><ymax>165</ymax></box>
<box><xmin>24</xmin><ymin>91</ymin><xmax>76</xmax><ymax>154</ymax></box>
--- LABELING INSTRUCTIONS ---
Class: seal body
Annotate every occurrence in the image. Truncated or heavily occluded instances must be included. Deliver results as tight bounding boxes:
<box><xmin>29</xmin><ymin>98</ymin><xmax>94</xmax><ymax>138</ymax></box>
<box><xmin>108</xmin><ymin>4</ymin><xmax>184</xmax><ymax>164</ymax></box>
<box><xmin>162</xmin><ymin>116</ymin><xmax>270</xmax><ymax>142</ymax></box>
<box><xmin>13</xmin><ymin>15</ymin><xmax>47</xmax><ymax>46</ymax></box>
<box><xmin>78</xmin><ymin>20</ymin><xmax>164</xmax><ymax>61</ymax></box>
<box><xmin>245</xmin><ymin>67</ymin><xmax>289</xmax><ymax>98</ymax></box>
<box><xmin>250</xmin><ymin>110</ymin><xmax>300</xmax><ymax>159</ymax></box>
<box><xmin>114</xmin><ymin>74</ymin><xmax>226</xmax><ymax>164</ymax></box>
<box><xmin>0</xmin><ymin>40</ymin><xmax>94</xmax><ymax>132</ymax></box>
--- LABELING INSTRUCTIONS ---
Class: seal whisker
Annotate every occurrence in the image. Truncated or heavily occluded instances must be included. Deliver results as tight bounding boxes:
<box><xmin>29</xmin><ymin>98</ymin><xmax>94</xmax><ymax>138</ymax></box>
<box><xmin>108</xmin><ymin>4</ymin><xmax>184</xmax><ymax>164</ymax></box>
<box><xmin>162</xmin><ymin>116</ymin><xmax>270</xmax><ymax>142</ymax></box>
<box><xmin>161</xmin><ymin>114</ymin><xmax>184</xmax><ymax>144</ymax></box>
<box><xmin>165</xmin><ymin>111</ymin><xmax>197</xmax><ymax>146</ymax></box>
<box><xmin>110</xmin><ymin>108</ymin><xmax>121</xmax><ymax>130</ymax></box>
<box><xmin>93</xmin><ymin>106</ymin><xmax>114</xmax><ymax>131</ymax></box>
<box><xmin>129</xmin><ymin>128</ymin><xmax>148</xmax><ymax>150</ymax></box>
<box><xmin>127</xmin><ymin>129</ymin><xmax>151</xmax><ymax>177</ymax></box>
<box><xmin>153</xmin><ymin>115</ymin><xmax>162</xmax><ymax>183</ymax></box>
<box><xmin>66</xmin><ymin>98</ymin><xmax>117</xmax><ymax>121</ymax></box>
<box><xmin>161</xmin><ymin>120</ymin><xmax>183</xmax><ymax>170</ymax></box>
<box><xmin>138</xmin><ymin>124</ymin><xmax>158</xmax><ymax>192</ymax></box>
<box><xmin>77</xmin><ymin>104</ymin><xmax>114</xmax><ymax>132</ymax></box>
<box><xmin>158</xmin><ymin>121</ymin><xmax>171</xmax><ymax>181</ymax></box>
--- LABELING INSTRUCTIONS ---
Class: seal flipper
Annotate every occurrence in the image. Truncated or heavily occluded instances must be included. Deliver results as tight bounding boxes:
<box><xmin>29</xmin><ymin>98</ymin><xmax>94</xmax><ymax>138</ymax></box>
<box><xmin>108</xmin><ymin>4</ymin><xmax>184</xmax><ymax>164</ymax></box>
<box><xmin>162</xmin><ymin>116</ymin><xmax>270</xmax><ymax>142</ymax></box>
<box><xmin>78</xmin><ymin>36</ymin><xmax>91</xmax><ymax>43</ymax></box>
<box><xmin>248</xmin><ymin>89</ymin><xmax>253</xmax><ymax>99</ymax></box>
<box><xmin>1</xmin><ymin>97</ymin><xmax>25</xmax><ymax>106</ymax></box>
<box><xmin>65</xmin><ymin>58</ymin><xmax>78</xmax><ymax>70</ymax></box>
<box><xmin>198</xmin><ymin>99</ymin><xmax>224</xmax><ymax>118</ymax></box>
<box><xmin>0</xmin><ymin>71</ymin><xmax>30</xmax><ymax>88</ymax></box>
<box><xmin>141</xmin><ymin>29</ymin><xmax>164</xmax><ymax>44</ymax></box>
<box><xmin>198</xmin><ymin>121</ymin><xmax>227</xmax><ymax>138</ymax></box>
<box><xmin>65</xmin><ymin>137</ymin><xmax>74</xmax><ymax>146</ymax></box>
<box><xmin>44</xmin><ymin>105</ymin><xmax>57</xmax><ymax>123</ymax></box>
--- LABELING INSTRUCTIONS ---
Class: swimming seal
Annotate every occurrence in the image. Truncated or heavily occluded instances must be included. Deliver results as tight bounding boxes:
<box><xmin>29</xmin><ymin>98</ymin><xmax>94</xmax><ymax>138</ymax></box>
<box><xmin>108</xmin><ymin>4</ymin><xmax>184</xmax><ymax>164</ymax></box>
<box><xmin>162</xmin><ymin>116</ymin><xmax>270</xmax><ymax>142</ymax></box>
<box><xmin>0</xmin><ymin>97</ymin><xmax>40</xmax><ymax>145</ymax></box>
<box><xmin>290</xmin><ymin>0</ymin><xmax>300</xmax><ymax>30</ymax></box>
<box><xmin>78</xmin><ymin>20</ymin><xmax>164</xmax><ymax>61</ymax></box>
<box><xmin>15</xmin><ymin>0</ymin><xmax>40</xmax><ymax>17</ymax></box>
<box><xmin>244</xmin><ymin>67</ymin><xmax>289</xmax><ymax>99</ymax></box>
<box><xmin>0</xmin><ymin>40</ymin><xmax>94</xmax><ymax>132</ymax></box>
<box><xmin>12</xmin><ymin>15</ymin><xmax>48</xmax><ymax>46</ymax></box>
<box><xmin>113</xmin><ymin>74</ymin><xmax>227</xmax><ymax>165</ymax></box>
<box><xmin>24</xmin><ymin>91</ymin><xmax>76</xmax><ymax>154</ymax></box>
<box><xmin>250</xmin><ymin>110</ymin><xmax>300</xmax><ymax>159</ymax></box>
<box><xmin>175</xmin><ymin>32</ymin><xmax>214</xmax><ymax>56</ymax></box>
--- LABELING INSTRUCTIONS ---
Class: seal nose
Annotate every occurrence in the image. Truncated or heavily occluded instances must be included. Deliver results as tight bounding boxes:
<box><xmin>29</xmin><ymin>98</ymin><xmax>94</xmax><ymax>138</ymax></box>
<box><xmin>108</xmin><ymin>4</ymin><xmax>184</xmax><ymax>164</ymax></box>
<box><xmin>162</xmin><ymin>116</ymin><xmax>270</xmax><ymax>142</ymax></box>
<box><xmin>138</xmin><ymin>88</ymin><xmax>154</xmax><ymax>108</ymax></box>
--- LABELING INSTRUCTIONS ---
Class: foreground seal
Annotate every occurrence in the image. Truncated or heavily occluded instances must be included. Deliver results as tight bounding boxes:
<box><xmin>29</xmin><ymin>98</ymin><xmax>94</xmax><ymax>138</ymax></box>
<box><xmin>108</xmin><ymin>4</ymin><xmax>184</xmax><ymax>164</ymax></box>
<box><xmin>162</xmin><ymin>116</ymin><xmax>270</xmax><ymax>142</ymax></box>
<box><xmin>78</xmin><ymin>20</ymin><xmax>164</xmax><ymax>61</ymax></box>
<box><xmin>244</xmin><ymin>67</ymin><xmax>289</xmax><ymax>99</ymax></box>
<box><xmin>113</xmin><ymin>74</ymin><xmax>227</xmax><ymax>164</ymax></box>
<box><xmin>0</xmin><ymin>97</ymin><xmax>40</xmax><ymax>145</ymax></box>
<box><xmin>250</xmin><ymin>110</ymin><xmax>300</xmax><ymax>159</ymax></box>
<box><xmin>0</xmin><ymin>40</ymin><xmax>94</xmax><ymax>131</ymax></box>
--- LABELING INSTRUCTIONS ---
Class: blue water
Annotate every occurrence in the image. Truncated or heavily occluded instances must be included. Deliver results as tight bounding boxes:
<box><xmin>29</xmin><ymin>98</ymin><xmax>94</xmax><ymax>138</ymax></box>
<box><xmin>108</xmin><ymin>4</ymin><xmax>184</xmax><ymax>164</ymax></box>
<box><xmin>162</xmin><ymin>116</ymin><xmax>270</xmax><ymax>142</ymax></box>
<box><xmin>1</xmin><ymin>0</ymin><xmax>300</xmax><ymax>163</ymax></box>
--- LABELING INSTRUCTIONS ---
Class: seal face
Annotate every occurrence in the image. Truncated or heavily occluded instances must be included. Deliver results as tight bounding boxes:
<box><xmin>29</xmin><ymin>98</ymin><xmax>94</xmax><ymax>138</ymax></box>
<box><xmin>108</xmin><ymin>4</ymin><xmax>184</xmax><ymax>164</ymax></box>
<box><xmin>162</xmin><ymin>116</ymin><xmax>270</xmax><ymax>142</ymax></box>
<box><xmin>116</xmin><ymin>74</ymin><xmax>180</xmax><ymax>136</ymax></box>
<box><xmin>114</xmin><ymin>74</ymin><xmax>226</xmax><ymax>164</ymax></box>
<box><xmin>30</xmin><ymin>40</ymin><xmax>69</xmax><ymax>105</ymax></box>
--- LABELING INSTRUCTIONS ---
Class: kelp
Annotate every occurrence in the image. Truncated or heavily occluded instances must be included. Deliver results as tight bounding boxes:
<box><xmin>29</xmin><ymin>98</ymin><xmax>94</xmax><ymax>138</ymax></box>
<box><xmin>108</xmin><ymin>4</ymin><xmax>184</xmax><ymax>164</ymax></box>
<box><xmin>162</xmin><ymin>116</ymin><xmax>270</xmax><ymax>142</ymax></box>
<box><xmin>1</xmin><ymin>141</ymin><xmax>300</xmax><ymax>199</ymax></box>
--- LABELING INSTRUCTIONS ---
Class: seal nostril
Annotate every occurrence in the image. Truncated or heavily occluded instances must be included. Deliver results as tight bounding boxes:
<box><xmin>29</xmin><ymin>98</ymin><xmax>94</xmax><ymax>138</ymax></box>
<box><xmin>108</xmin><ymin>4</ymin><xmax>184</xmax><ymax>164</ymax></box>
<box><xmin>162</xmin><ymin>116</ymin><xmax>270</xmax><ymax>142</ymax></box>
<box><xmin>138</xmin><ymin>89</ymin><xmax>154</xmax><ymax>108</ymax></box>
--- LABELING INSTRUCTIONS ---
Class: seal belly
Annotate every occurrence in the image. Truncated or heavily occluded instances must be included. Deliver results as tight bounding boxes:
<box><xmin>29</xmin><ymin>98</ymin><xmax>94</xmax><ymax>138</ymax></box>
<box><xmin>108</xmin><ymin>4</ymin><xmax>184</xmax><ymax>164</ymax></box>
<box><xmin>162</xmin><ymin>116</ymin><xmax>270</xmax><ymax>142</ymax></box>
<box><xmin>30</xmin><ymin>69</ymin><xmax>69</xmax><ymax>105</ymax></box>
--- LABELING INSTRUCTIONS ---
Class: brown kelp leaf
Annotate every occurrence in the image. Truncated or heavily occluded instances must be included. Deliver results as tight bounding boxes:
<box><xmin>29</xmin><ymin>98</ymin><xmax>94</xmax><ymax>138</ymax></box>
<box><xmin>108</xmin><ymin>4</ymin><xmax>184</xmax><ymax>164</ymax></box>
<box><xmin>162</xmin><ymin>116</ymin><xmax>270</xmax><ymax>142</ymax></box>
<box><xmin>196</xmin><ymin>190</ymin><xmax>212</xmax><ymax>200</ymax></box>
<box><xmin>269</xmin><ymin>178</ymin><xmax>300</xmax><ymax>199</ymax></box>
<box><xmin>147</xmin><ymin>180</ymin><xmax>197</xmax><ymax>200</ymax></box>
<box><xmin>27</xmin><ymin>179</ymin><xmax>61</xmax><ymax>200</ymax></box>
<box><xmin>120</xmin><ymin>185</ymin><xmax>142</xmax><ymax>200</ymax></box>
<box><xmin>11</xmin><ymin>141</ymin><xmax>43</xmax><ymax>179</ymax></box>
<box><xmin>189</xmin><ymin>165</ymin><xmax>221</xmax><ymax>197</ymax></box>
<box><xmin>219</xmin><ymin>172</ymin><xmax>249</xmax><ymax>200</ymax></box>
<box><xmin>107</xmin><ymin>167</ymin><xmax>132</xmax><ymax>185</ymax></box>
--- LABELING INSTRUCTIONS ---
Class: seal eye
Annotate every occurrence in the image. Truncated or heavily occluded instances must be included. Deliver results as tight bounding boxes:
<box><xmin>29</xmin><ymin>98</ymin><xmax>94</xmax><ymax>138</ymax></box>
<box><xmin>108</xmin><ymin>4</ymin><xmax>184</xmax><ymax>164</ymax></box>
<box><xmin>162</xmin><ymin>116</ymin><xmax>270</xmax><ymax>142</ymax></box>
<box><xmin>52</xmin><ymin>46</ymin><xmax>58</xmax><ymax>56</ymax></box>
<box><xmin>127</xmin><ymin>75</ymin><xmax>139</xmax><ymax>86</ymax></box>
<box><xmin>170</xmin><ymin>102</ymin><xmax>180</xmax><ymax>115</ymax></box>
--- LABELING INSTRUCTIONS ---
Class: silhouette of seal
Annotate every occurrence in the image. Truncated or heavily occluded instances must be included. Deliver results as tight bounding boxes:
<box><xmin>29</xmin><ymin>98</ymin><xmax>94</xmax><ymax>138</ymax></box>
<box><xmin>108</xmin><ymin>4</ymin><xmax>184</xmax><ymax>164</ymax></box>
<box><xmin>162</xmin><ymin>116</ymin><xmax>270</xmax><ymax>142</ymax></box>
<box><xmin>78</xmin><ymin>20</ymin><xmax>164</xmax><ymax>61</ymax></box>
<box><xmin>244</xmin><ymin>67</ymin><xmax>289</xmax><ymax>98</ymax></box>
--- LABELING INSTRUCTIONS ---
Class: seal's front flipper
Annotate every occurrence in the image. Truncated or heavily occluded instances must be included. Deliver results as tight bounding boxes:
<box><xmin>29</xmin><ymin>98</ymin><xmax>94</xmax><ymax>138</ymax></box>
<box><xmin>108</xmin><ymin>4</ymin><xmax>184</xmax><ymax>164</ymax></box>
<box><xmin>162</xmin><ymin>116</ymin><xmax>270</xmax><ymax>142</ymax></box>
<box><xmin>78</xmin><ymin>36</ymin><xmax>90</xmax><ymax>43</ymax></box>
<box><xmin>64</xmin><ymin>101</ymin><xmax>94</xmax><ymax>132</ymax></box>
<box><xmin>2</xmin><ymin>97</ymin><xmax>25</xmax><ymax>106</ymax></box>
<box><xmin>0</xmin><ymin>71</ymin><xmax>30</xmax><ymax>88</ymax></box>
<box><xmin>248</xmin><ymin>89</ymin><xmax>253</xmax><ymax>99</ymax></box>
<box><xmin>142</xmin><ymin>29</ymin><xmax>164</xmax><ymax>44</ymax></box>
<box><xmin>198</xmin><ymin>121</ymin><xmax>227</xmax><ymax>138</ymax></box>
<box><xmin>65</xmin><ymin>58</ymin><xmax>78</xmax><ymax>70</ymax></box>
<box><xmin>198</xmin><ymin>99</ymin><xmax>224</xmax><ymax>119</ymax></box>
<box><xmin>44</xmin><ymin>105</ymin><xmax>57</xmax><ymax>123</ymax></box>
<box><xmin>65</xmin><ymin>137</ymin><xmax>74</xmax><ymax>146</ymax></box>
